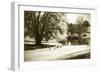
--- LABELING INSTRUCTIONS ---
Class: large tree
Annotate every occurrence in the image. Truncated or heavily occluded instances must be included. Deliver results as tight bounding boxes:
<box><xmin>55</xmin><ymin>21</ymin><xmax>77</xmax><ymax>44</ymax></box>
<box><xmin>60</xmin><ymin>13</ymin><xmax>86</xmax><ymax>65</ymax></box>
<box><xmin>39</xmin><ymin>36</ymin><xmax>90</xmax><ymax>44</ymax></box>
<box><xmin>24</xmin><ymin>11</ymin><xmax>67</xmax><ymax>45</ymax></box>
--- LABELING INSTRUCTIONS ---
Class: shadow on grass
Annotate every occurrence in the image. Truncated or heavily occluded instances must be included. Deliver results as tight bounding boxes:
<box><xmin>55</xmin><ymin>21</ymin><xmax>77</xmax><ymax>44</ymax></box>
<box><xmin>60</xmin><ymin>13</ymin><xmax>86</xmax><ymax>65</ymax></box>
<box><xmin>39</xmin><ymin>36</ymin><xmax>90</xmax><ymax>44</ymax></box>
<box><xmin>24</xmin><ymin>43</ymin><xmax>56</xmax><ymax>50</ymax></box>
<box><xmin>66</xmin><ymin>53</ymin><xmax>90</xmax><ymax>59</ymax></box>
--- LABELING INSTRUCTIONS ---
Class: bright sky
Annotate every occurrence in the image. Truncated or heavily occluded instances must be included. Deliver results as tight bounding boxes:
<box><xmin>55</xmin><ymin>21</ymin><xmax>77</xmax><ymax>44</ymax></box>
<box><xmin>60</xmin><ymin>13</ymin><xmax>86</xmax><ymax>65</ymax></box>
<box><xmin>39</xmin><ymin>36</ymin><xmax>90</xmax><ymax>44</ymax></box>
<box><xmin>65</xmin><ymin>13</ymin><xmax>90</xmax><ymax>24</ymax></box>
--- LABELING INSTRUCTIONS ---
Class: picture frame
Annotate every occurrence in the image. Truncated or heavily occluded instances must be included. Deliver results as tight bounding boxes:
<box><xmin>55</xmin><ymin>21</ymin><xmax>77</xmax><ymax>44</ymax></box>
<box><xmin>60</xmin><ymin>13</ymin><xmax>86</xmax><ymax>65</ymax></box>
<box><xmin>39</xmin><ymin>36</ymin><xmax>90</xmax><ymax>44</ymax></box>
<box><xmin>11</xmin><ymin>2</ymin><xmax>97</xmax><ymax>71</ymax></box>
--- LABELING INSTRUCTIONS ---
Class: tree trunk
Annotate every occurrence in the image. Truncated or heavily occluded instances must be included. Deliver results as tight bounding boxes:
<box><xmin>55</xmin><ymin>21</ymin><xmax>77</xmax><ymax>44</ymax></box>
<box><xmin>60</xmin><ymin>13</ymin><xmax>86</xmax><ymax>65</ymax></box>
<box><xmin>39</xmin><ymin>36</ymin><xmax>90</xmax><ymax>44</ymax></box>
<box><xmin>78</xmin><ymin>34</ymin><xmax>81</xmax><ymax>45</ymax></box>
<box><xmin>35</xmin><ymin>36</ymin><xmax>42</xmax><ymax>46</ymax></box>
<box><xmin>35</xmin><ymin>40</ymin><xmax>41</xmax><ymax>45</ymax></box>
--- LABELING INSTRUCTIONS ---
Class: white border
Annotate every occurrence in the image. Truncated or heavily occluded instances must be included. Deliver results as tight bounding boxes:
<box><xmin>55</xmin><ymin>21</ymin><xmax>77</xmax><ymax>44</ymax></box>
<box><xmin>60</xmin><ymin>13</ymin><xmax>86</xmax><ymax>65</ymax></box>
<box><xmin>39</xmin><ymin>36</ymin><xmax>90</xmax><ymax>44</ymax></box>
<box><xmin>11</xmin><ymin>2</ymin><xmax>97</xmax><ymax>71</ymax></box>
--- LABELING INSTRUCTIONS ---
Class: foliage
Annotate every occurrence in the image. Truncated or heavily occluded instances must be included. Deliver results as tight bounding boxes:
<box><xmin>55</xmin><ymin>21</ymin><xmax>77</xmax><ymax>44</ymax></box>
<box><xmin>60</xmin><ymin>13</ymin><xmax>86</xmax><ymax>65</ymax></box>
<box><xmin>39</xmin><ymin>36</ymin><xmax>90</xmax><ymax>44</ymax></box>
<box><xmin>24</xmin><ymin>11</ymin><xmax>67</xmax><ymax>45</ymax></box>
<box><xmin>67</xmin><ymin>16</ymin><xmax>90</xmax><ymax>45</ymax></box>
<box><xmin>58</xmin><ymin>39</ymin><xmax>67</xmax><ymax>45</ymax></box>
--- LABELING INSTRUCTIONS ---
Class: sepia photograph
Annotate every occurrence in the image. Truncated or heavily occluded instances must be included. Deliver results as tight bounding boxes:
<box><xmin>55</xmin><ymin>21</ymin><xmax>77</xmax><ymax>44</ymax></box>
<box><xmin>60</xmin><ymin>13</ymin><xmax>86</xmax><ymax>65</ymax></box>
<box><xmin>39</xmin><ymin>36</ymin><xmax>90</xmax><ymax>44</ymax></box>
<box><xmin>24</xmin><ymin>11</ymin><xmax>90</xmax><ymax>62</ymax></box>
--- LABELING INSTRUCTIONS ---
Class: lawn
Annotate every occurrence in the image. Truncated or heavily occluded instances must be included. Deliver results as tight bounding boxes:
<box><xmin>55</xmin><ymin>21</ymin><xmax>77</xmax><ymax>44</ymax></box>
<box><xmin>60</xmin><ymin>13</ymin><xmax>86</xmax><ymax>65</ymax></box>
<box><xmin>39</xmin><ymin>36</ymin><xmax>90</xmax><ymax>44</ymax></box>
<box><xmin>24</xmin><ymin>42</ymin><xmax>90</xmax><ymax>61</ymax></box>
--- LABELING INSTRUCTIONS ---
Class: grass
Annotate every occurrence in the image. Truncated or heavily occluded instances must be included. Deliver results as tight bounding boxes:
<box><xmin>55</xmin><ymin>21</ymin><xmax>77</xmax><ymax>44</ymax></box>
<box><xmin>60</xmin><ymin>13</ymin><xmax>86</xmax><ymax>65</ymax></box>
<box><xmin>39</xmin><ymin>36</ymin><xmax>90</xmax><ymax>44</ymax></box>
<box><xmin>24</xmin><ymin>43</ymin><xmax>56</xmax><ymax>50</ymax></box>
<box><xmin>66</xmin><ymin>53</ymin><xmax>90</xmax><ymax>59</ymax></box>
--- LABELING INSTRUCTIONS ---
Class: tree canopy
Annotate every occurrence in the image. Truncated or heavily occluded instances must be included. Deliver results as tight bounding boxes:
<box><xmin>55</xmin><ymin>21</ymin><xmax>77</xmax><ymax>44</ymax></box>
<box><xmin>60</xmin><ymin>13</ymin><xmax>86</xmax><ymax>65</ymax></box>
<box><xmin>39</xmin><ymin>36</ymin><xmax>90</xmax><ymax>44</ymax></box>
<box><xmin>24</xmin><ymin>11</ymin><xmax>67</xmax><ymax>45</ymax></box>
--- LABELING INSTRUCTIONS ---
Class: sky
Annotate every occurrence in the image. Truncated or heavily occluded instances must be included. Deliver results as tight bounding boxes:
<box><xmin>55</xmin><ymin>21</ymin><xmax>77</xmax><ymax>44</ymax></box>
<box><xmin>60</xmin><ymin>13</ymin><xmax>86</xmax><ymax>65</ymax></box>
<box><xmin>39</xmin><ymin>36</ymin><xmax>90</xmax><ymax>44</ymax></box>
<box><xmin>65</xmin><ymin>13</ymin><xmax>90</xmax><ymax>24</ymax></box>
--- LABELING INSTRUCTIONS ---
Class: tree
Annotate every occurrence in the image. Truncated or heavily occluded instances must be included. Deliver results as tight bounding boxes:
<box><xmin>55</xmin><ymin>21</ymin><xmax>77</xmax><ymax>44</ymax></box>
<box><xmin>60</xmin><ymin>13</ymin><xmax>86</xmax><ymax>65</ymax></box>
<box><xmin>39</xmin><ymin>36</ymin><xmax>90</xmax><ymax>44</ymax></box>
<box><xmin>67</xmin><ymin>16</ymin><xmax>90</xmax><ymax>45</ymax></box>
<box><xmin>83</xmin><ymin>20</ymin><xmax>90</xmax><ymax>27</ymax></box>
<box><xmin>24</xmin><ymin>11</ymin><xmax>67</xmax><ymax>45</ymax></box>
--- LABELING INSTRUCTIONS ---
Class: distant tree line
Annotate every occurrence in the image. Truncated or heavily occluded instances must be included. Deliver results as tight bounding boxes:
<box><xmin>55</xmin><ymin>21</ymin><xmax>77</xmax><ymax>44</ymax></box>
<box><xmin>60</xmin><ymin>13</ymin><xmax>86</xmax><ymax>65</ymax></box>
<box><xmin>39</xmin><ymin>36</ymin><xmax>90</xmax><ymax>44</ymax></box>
<box><xmin>67</xmin><ymin>18</ymin><xmax>90</xmax><ymax>45</ymax></box>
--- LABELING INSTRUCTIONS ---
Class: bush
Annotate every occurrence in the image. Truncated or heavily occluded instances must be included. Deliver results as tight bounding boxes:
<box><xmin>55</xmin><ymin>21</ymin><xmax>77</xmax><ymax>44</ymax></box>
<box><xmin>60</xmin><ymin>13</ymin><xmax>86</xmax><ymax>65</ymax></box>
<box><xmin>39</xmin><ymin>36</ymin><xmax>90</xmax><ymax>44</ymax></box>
<box><xmin>58</xmin><ymin>39</ymin><xmax>67</xmax><ymax>45</ymax></box>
